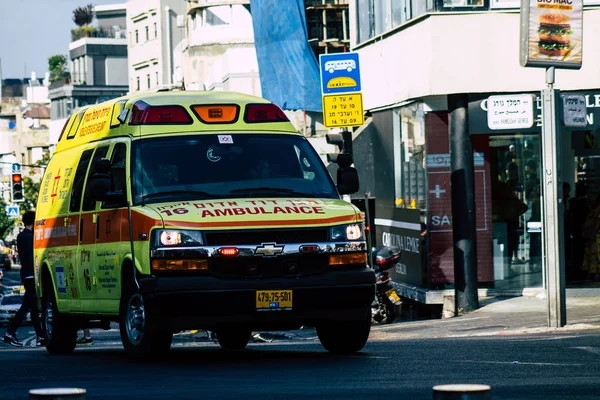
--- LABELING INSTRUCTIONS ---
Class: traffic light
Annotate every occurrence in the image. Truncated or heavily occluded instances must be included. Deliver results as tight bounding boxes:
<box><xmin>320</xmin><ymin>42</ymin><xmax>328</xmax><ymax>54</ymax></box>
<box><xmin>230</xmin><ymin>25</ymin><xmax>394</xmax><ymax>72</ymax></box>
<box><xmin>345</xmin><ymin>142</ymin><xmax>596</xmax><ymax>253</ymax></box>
<box><xmin>326</xmin><ymin>130</ymin><xmax>353</xmax><ymax>165</ymax></box>
<box><xmin>11</xmin><ymin>173</ymin><xmax>24</xmax><ymax>203</ymax></box>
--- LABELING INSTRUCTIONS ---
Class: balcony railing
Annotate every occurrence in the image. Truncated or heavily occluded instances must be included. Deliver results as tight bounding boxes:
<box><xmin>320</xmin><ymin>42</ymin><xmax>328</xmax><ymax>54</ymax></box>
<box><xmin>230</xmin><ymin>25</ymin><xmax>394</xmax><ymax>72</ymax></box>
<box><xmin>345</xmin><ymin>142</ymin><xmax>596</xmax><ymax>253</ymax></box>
<box><xmin>71</xmin><ymin>26</ymin><xmax>126</xmax><ymax>42</ymax></box>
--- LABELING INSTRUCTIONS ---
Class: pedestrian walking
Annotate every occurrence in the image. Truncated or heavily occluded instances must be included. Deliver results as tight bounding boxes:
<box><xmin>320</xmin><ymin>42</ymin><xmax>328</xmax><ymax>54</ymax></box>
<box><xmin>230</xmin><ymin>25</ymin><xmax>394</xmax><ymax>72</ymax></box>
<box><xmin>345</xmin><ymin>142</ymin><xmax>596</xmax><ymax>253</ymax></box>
<box><xmin>3</xmin><ymin>211</ymin><xmax>45</xmax><ymax>347</ymax></box>
<box><xmin>77</xmin><ymin>329</ymin><xmax>93</xmax><ymax>345</ymax></box>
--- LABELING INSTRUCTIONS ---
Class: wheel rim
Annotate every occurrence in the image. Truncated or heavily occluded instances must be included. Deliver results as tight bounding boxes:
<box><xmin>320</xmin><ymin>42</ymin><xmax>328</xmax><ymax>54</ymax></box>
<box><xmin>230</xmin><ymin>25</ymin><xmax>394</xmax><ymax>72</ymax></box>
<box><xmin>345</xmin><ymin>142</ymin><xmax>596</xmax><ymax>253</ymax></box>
<box><xmin>44</xmin><ymin>295</ymin><xmax>54</xmax><ymax>339</ymax></box>
<box><xmin>126</xmin><ymin>293</ymin><xmax>145</xmax><ymax>345</ymax></box>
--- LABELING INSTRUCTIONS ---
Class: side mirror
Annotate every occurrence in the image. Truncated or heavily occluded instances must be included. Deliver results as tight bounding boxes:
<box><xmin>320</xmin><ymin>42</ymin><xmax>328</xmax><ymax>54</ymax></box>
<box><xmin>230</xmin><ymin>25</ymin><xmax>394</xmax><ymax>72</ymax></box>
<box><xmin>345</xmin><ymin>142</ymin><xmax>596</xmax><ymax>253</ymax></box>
<box><xmin>89</xmin><ymin>159</ymin><xmax>125</xmax><ymax>204</ymax></box>
<box><xmin>337</xmin><ymin>167</ymin><xmax>359</xmax><ymax>195</ymax></box>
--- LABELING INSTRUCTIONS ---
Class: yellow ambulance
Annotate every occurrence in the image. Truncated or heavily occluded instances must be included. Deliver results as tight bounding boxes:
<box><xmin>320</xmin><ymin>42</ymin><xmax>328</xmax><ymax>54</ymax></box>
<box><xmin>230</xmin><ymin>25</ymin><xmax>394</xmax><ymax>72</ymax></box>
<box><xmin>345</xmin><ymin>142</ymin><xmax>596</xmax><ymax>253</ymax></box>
<box><xmin>34</xmin><ymin>90</ymin><xmax>374</xmax><ymax>356</ymax></box>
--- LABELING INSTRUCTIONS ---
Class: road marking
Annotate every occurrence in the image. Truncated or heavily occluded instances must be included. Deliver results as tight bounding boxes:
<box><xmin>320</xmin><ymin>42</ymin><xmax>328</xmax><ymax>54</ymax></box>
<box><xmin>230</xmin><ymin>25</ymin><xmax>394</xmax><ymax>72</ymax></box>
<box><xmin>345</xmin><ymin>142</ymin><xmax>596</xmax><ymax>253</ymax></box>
<box><xmin>571</xmin><ymin>346</ymin><xmax>600</xmax><ymax>355</ymax></box>
<box><xmin>507</xmin><ymin>336</ymin><xmax>581</xmax><ymax>342</ymax></box>
<box><xmin>462</xmin><ymin>360</ymin><xmax>583</xmax><ymax>366</ymax></box>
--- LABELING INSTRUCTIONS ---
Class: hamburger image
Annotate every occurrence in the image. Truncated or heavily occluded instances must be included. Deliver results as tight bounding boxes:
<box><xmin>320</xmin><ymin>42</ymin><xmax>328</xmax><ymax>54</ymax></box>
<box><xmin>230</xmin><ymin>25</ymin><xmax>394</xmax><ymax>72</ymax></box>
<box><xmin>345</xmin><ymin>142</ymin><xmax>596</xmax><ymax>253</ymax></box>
<box><xmin>537</xmin><ymin>13</ymin><xmax>573</xmax><ymax>57</ymax></box>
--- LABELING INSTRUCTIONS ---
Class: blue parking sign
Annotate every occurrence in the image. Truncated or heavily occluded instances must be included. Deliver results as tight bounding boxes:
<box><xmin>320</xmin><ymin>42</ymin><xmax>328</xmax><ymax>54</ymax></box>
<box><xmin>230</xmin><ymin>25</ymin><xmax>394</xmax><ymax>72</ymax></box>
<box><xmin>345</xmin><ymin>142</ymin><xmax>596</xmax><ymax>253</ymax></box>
<box><xmin>319</xmin><ymin>52</ymin><xmax>361</xmax><ymax>95</ymax></box>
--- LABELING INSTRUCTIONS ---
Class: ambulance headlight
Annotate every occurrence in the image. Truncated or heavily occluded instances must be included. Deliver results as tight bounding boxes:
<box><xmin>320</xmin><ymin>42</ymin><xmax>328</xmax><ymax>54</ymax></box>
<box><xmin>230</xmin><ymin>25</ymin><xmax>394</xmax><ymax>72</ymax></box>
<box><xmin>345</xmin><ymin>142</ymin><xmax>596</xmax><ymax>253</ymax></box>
<box><xmin>153</xmin><ymin>229</ymin><xmax>204</xmax><ymax>247</ymax></box>
<box><xmin>330</xmin><ymin>223</ymin><xmax>364</xmax><ymax>242</ymax></box>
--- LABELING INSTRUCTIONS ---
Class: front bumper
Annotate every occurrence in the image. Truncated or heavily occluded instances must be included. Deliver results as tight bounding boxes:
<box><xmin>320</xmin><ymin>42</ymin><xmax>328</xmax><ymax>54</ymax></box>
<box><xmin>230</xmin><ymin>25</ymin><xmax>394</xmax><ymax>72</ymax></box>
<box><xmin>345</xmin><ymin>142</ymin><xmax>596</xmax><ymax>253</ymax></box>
<box><xmin>139</xmin><ymin>268</ymin><xmax>375</xmax><ymax>331</ymax></box>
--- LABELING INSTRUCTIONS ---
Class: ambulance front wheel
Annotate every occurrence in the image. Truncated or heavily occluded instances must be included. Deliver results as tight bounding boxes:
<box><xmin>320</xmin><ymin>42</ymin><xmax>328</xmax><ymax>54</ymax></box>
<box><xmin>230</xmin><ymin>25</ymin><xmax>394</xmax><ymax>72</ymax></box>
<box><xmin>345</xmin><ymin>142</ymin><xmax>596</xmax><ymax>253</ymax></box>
<box><xmin>42</xmin><ymin>278</ymin><xmax>77</xmax><ymax>354</ymax></box>
<box><xmin>119</xmin><ymin>279</ymin><xmax>172</xmax><ymax>356</ymax></box>
<box><xmin>316</xmin><ymin>308</ymin><xmax>371</xmax><ymax>354</ymax></box>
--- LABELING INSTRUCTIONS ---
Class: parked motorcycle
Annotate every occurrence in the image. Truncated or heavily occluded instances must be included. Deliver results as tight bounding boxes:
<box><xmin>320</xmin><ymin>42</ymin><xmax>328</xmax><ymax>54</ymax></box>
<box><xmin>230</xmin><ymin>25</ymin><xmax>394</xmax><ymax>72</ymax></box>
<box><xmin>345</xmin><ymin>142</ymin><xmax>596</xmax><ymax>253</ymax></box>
<box><xmin>371</xmin><ymin>246</ymin><xmax>403</xmax><ymax>324</ymax></box>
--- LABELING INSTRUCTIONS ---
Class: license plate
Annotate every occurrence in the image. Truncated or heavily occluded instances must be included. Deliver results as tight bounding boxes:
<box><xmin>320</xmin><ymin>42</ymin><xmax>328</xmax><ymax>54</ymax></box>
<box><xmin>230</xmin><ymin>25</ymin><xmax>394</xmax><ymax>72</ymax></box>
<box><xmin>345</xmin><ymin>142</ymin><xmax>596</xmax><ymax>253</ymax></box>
<box><xmin>385</xmin><ymin>288</ymin><xmax>401</xmax><ymax>303</ymax></box>
<box><xmin>256</xmin><ymin>290</ymin><xmax>292</xmax><ymax>311</ymax></box>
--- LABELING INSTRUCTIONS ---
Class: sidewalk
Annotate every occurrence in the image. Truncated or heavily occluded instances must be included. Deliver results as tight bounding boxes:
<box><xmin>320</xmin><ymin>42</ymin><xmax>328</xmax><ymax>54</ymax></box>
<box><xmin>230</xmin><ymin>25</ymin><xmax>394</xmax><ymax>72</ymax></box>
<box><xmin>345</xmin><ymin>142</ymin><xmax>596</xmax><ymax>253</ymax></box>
<box><xmin>369</xmin><ymin>295</ymin><xmax>600</xmax><ymax>341</ymax></box>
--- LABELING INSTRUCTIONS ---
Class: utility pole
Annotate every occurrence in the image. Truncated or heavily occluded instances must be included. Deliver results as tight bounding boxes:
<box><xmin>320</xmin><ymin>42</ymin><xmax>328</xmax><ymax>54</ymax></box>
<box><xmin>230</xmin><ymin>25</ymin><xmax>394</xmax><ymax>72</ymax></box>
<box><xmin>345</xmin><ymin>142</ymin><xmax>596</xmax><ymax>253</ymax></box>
<box><xmin>541</xmin><ymin>67</ymin><xmax>566</xmax><ymax>327</ymax></box>
<box><xmin>449</xmin><ymin>93</ymin><xmax>479</xmax><ymax>314</ymax></box>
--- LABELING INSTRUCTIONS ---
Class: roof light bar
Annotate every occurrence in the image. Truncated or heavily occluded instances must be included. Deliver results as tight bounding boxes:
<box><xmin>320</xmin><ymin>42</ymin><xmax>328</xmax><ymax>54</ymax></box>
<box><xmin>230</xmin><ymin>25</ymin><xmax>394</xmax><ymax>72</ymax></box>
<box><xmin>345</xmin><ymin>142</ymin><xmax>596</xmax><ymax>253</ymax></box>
<box><xmin>129</xmin><ymin>101</ymin><xmax>193</xmax><ymax>125</ymax></box>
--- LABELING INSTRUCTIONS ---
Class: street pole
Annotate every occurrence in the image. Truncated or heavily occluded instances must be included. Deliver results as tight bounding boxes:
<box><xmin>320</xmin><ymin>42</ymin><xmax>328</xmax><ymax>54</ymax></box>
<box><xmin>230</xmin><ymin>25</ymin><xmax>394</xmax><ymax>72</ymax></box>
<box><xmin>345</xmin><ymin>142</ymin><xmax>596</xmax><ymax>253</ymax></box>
<box><xmin>449</xmin><ymin>94</ymin><xmax>479</xmax><ymax>314</ymax></box>
<box><xmin>541</xmin><ymin>67</ymin><xmax>566</xmax><ymax>327</ymax></box>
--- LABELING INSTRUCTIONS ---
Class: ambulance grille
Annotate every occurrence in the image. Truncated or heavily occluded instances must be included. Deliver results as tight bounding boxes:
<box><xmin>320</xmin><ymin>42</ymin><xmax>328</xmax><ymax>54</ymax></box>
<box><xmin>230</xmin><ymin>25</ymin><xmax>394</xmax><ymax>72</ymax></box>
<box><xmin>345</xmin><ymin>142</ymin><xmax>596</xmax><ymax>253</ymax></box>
<box><xmin>204</xmin><ymin>228</ymin><xmax>328</xmax><ymax>246</ymax></box>
<box><xmin>209</xmin><ymin>254</ymin><xmax>328</xmax><ymax>279</ymax></box>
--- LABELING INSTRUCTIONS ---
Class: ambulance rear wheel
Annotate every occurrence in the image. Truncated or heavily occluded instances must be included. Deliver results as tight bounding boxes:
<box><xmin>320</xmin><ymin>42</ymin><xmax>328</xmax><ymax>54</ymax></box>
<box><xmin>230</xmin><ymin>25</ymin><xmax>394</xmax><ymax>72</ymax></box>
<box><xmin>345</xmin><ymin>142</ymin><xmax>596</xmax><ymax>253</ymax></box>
<box><xmin>42</xmin><ymin>278</ymin><xmax>77</xmax><ymax>354</ymax></box>
<box><xmin>119</xmin><ymin>280</ymin><xmax>172</xmax><ymax>356</ymax></box>
<box><xmin>216</xmin><ymin>328</ymin><xmax>251</xmax><ymax>350</ymax></box>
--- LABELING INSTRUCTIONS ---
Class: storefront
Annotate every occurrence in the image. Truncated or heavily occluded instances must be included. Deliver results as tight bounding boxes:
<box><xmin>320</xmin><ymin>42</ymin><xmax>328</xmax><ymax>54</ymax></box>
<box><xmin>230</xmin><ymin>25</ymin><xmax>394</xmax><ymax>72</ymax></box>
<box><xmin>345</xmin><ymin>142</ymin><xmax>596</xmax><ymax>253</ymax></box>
<box><xmin>360</xmin><ymin>89</ymin><xmax>600</xmax><ymax>304</ymax></box>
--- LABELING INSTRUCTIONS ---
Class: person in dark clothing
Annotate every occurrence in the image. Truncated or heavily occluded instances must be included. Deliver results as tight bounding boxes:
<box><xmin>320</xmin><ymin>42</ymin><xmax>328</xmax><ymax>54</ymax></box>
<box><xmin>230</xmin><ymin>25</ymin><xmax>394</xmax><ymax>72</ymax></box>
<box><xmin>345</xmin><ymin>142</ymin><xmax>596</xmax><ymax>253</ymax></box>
<box><xmin>3</xmin><ymin>211</ymin><xmax>45</xmax><ymax>347</ymax></box>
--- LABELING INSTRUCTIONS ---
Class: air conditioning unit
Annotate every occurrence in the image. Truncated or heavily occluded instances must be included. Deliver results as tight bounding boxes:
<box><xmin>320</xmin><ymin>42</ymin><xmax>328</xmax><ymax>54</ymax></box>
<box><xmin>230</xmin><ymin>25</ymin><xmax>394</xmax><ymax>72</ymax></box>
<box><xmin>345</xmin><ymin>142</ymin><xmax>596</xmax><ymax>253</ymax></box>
<box><xmin>176</xmin><ymin>15</ymin><xmax>185</xmax><ymax>27</ymax></box>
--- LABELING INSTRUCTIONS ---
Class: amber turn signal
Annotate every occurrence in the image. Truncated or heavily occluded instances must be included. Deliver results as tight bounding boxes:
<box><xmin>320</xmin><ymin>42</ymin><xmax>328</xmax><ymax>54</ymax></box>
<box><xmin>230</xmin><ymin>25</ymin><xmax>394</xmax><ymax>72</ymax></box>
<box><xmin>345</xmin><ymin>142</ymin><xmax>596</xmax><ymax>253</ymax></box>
<box><xmin>328</xmin><ymin>253</ymin><xmax>367</xmax><ymax>266</ymax></box>
<box><xmin>152</xmin><ymin>259</ymin><xmax>209</xmax><ymax>271</ymax></box>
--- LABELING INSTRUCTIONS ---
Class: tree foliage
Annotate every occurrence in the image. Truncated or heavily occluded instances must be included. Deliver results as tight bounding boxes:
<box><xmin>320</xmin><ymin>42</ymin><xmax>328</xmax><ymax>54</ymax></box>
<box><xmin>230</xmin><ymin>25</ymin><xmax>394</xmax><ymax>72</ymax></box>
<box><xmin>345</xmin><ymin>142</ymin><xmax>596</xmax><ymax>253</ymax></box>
<box><xmin>73</xmin><ymin>3</ymin><xmax>95</xmax><ymax>27</ymax></box>
<box><xmin>0</xmin><ymin>198</ymin><xmax>15</xmax><ymax>240</ymax></box>
<box><xmin>48</xmin><ymin>55</ymin><xmax>70</xmax><ymax>82</ymax></box>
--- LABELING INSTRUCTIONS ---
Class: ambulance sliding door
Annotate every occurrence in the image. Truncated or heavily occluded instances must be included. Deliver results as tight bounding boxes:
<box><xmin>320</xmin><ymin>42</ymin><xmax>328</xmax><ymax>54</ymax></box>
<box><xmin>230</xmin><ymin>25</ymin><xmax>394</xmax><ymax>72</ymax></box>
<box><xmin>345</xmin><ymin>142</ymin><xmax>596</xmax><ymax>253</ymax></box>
<box><xmin>96</xmin><ymin>141</ymin><xmax>128</xmax><ymax>310</ymax></box>
<box><xmin>77</xmin><ymin>145</ymin><xmax>109</xmax><ymax>313</ymax></box>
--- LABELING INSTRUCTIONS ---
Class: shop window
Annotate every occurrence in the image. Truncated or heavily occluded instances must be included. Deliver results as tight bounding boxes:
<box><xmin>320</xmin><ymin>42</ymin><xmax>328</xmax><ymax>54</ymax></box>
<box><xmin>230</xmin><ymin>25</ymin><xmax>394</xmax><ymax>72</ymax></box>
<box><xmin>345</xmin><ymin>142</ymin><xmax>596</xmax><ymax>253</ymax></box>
<box><xmin>357</xmin><ymin>0</ymin><xmax>435</xmax><ymax>44</ymax></box>
<box><xmin>489</xmin><ymin>135</ymin><xmax>542</xmax><ymax>290</ymax></box>
<box><xmin>489</xmin><ymin>0</ymin><xmax>519</xmax><ymax>8</ymax></box>
<box><xmin>442</xmin><ymin>0</ymin><xmax>485</xmax><ymax>7</ymax></box>
<box><xmin>393</xmin><ymin>103</ymin><xmax>427</xmax><ymax>210</ymax></box>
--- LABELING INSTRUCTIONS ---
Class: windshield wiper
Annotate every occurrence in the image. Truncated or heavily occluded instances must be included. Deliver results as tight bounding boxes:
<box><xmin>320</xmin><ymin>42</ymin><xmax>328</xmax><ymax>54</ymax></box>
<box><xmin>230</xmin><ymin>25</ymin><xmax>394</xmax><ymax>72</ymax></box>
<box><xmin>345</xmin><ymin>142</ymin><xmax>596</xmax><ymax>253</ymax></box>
<box><xmin>142</xmin><ymin>190</ymin><xmax>217</xmax><ymax>203</ymax></box>
<box><xmin>229</xmin><ymin>187</ymin><xmax>313</xmax><ymax>197</ymax></box>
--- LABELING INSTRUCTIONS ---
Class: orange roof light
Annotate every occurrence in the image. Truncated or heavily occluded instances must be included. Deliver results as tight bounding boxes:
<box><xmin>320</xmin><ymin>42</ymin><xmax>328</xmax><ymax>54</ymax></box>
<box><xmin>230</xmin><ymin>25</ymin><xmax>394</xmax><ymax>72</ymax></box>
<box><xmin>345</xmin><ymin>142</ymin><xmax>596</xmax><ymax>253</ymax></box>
<box><xmin>192</xmin><ymin>104</ymin><xmax>239</xmax><ymax>124</ymax></box>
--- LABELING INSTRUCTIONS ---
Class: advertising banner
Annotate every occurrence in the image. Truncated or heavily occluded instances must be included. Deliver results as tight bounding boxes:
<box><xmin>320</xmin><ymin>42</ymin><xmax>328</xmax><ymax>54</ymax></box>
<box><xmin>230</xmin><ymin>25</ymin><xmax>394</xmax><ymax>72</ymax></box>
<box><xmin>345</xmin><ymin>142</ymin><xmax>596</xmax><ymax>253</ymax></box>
<box><xmin>520</xmin><ymin>0</ymin><xmax>583</xmax><ymax>69</ymax></box>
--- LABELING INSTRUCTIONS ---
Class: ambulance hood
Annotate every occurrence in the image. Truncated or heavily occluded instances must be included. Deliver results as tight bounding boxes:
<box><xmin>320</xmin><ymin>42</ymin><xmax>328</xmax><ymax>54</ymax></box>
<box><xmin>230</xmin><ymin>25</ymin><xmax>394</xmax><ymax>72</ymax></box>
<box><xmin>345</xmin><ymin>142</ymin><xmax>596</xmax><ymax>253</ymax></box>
<box><xmin>146</xmin><ymin>198</ymin><xmax>361</xmax><ymax>230</ymax></box>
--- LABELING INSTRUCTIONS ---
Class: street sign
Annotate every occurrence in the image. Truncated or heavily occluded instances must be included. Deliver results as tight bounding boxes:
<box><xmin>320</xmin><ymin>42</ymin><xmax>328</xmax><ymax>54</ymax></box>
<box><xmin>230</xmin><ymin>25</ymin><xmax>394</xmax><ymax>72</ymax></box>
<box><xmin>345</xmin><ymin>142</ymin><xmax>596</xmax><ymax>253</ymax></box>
<box><xmin>6</xmin><ymin>205</ymin><xmax>19</xmax><ymax>219</ymax></box>
<box><xmin>11</xmin><ymin>163</ymin><xmax>21</xmax><ymax>173</ymax></box>
<box><xmin>487</xmin><ymin>94</ymin><xmax>535</xmax><ymax>130</ymax></box>
<box><xmin>562</xmin><ymin>95</ymin><xmax>588</xmax><ymax>128</ymax></box>
<box><xmin>322</xmin><ymin>94</ymin><xmax>364</xmax><ymax>128</ymax></box>
<box><xmin>319</xmin><ymin>52</ymin><xmax>361</xmax><ymax>95</ymax></box>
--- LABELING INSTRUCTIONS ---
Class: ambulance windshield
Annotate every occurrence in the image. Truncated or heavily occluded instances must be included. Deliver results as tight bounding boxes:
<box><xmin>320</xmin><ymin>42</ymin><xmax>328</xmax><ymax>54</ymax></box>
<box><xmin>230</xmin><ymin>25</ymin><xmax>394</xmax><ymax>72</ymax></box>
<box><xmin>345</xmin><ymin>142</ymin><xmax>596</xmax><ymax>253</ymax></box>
<box><xmin>132</xmin><ymin>134</ymin><xmax>339</xmax><ymax>204</ymax></box>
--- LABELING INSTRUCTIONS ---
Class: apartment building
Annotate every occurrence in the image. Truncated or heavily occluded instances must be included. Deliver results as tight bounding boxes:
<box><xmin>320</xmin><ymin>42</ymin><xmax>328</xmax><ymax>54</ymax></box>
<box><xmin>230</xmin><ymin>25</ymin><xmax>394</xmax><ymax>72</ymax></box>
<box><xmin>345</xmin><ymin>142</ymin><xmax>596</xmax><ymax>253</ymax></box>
<box><xmin>48</xmin><ymin>3</ymin><xmax>129</xmax><ymax>146</ymax></box>
<box><xmin>348</xmin><ymin>0</ymin><xmax>600</xmax><ymax>299</ymax></box>
<box><xmin>126</xmin><ymin>0</ymin><xmax>185</xmax><ymax>92</ymax></box>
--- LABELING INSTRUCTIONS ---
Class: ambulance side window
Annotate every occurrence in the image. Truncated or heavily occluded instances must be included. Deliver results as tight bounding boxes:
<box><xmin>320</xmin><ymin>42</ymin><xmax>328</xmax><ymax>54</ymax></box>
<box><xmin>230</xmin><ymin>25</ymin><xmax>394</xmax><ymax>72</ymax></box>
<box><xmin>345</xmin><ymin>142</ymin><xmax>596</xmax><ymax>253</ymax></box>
<box><xmin>102</xmin><ymin>142</ymin><xmax>127</xmax><ymax>209</ymax></box>
<box><xmin>70</xmin><ymin>150</ymin><xmax>94</xmax><ymax>212</ymax></box>
<box><xmin>81</xmin><ymin>146</ymin><xmax>110</xmax><ymax>212</ymax></box>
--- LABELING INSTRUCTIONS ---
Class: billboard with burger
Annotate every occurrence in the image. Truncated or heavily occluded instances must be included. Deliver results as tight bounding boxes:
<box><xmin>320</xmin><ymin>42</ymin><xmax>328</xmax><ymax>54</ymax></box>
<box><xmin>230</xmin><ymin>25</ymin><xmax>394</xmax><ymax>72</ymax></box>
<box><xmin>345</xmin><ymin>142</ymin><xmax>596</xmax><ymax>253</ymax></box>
<box><xmin>520</xmin><ymin>0</ymin><xmax>583</xmax><ymax>69</ymax></box>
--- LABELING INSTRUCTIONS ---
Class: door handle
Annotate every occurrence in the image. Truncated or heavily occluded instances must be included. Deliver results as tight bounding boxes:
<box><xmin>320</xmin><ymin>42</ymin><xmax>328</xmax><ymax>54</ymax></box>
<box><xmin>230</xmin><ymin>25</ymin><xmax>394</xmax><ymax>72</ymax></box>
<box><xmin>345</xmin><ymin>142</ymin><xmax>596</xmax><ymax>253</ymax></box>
<box><xmin>79</xmin><ymin>218</ymin><xmax>84</xmax><ymax>242</ymax></box>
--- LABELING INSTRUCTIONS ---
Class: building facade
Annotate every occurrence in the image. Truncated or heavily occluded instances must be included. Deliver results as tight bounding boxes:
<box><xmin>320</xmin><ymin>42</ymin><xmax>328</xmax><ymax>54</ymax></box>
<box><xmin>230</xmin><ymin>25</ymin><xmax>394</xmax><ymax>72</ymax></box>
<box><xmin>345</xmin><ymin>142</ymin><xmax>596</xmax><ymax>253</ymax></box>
<box><xmin>348</xmin><ymin>0</ymin><xmax>600</xmax><ymax>301</ymax></box>
<box><xmin>49</xmin><ymin>3</ymin><xmax>129</xmax><ymax>146</ymax></box>
<box><xmin>182</xmin><ymin>0</ymin><xmax>260</xmax><ymax>94</ymax></box>
<box><xmin>126</xmin><ymin>0</ymin><xmax>186</xmax><ymax>92</ymax></box>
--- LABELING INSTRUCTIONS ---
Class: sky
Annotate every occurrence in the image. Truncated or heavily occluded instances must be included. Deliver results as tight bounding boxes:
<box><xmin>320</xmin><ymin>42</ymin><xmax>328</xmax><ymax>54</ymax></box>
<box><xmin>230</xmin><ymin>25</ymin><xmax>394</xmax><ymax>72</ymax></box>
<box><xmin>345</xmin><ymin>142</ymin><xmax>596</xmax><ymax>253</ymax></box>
<box><xmin>0</xmin><ymin>0</ymin><xmax>121</xmax><ymax>79</ymax></box>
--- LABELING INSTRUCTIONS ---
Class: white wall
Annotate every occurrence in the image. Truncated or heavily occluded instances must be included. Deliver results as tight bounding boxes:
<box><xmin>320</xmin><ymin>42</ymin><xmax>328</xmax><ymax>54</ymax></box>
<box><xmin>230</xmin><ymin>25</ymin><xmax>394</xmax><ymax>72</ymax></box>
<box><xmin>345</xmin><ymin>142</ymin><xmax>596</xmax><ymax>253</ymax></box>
<box><xmin>356</xmin><ymin>10</ymin><xmax>600</xmax><ymax>110</ymax></box>
<box><xmin>49</xmin><ymin>118</ymin><xmax>68</xmax><ymax>146</ymax></box>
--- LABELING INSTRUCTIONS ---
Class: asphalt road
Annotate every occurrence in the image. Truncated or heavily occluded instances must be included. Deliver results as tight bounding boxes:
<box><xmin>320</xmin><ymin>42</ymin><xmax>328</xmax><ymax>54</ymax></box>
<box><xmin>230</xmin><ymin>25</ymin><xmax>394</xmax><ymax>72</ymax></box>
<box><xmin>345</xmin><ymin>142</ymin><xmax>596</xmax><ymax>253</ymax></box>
<box><xmin>1</xmin><ymin>327</ymin><xmax>599</xmax><ymax>400</ymax></box>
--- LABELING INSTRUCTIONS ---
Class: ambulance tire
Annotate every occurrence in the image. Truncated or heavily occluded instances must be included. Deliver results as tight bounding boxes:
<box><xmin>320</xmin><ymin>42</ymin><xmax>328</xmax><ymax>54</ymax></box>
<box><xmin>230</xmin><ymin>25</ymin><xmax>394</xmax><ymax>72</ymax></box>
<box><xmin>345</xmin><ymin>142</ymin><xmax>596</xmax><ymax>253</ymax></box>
<box><xmin>42</xmin><ymin>278</ymin><xmax>77</xmax><ymax>355</ymax></box>
<box><xmin>216</xmin><ymin>328</ymin><xmax>251</xmax><ymax>350</ymax></box>
<box><xmin>316</xmin><ymin>310</ymin><xmax>371</xmax><ymax>354</ymax></box>
<box><xmin>119</xmin><ymin>281</ymin><xmax>172</xmax><ymax>357</ymax></box>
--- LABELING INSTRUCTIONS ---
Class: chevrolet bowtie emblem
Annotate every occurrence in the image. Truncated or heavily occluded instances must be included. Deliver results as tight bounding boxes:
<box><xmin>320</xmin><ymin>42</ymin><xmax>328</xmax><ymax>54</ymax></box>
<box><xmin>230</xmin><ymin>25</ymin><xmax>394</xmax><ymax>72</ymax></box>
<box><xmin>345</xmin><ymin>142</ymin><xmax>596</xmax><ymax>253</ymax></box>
<box><xmin>255</xmin><ymin>243</ymin><xmax>284</xmax><ymax>257</ymax></box>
